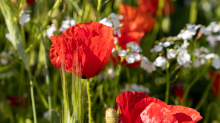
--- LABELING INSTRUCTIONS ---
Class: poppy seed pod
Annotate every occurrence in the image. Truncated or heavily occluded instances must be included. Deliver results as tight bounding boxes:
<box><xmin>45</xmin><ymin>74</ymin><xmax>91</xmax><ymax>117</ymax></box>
<box><xmin>50</xmin><ymin>22</ymin><xmax>115</xmax><ymax>79</ymax></box>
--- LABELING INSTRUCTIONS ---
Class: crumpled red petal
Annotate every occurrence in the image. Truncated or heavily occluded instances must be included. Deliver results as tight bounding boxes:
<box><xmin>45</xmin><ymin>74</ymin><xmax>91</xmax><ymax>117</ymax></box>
<box><xmin>130</xmin><ymin>97</ymin><xmax>170</xmax><ymax>123</ymax></box>
<box><xmin>169</xmin><ymin>106</ymin><xmax>203</xmax><ymax>123</ymax></box>
<box><xmin>50</xmin><ymin>22</ymin><xmax>115</xmax><ymax>78</ymax></box>
<box><xmin>116</xmin><ymin>91</ymin><xmax>150</xmax><ymax>123</ymax></box>
<box><xmin>116</xmin><ymin>91</ymin><xmax>203</xmax><ymax>123</ymax></box>
<box><xmin>135</xmin><ymin>102</ymin><xmax>178</xmax><ymax>123</ymax></box>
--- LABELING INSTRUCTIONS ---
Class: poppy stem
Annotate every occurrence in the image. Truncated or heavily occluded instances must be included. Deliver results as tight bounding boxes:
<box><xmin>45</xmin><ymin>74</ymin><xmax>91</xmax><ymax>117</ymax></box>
<box><xmin>165</xmin><ymin>62</ymin><xmax>170</xmax><ymax>104</ymax></box>
<box><xmin>27</xmin><ymin>71</ymin><xmax>37</xmax><ymax>123</ymax></box>
<box><xmin>96</xmin><ymin>0</ymin><xmax>102</xmax><ymax>21</ymax></box>
<box><xmin>87</xmin><ymin>80</ymin><xmax>92</xmax><ymax>123</ymax></box>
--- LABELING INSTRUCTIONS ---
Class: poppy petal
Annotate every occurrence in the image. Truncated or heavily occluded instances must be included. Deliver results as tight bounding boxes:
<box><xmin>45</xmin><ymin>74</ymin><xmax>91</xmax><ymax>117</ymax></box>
<box><xmin>169</xmin><ymin>105</ymin><xmax>203</xmax><ymax>122</ymax></box>
<box><xmin>130</xmin><ymin>97</ymin><xmax>170</xmax><ymax>123</ymax></box>
<box><xmin>116</xmin><ymin>91</ymin><xmax>150</xmax><ymax>123</ymax></box>
<box><xmin>135</xmin><ymin>102</ymin><xmax>178</xmax><ymax>123</ymax></box>
<box><xmin>119</xmin><ymin>4</ymin><xmax>155</xmax><ymax>33</ymax></box>
<box><xmin>50</xmin><ymin>22</ymin><xmax>115</xmax><ymax>78</ymax></box>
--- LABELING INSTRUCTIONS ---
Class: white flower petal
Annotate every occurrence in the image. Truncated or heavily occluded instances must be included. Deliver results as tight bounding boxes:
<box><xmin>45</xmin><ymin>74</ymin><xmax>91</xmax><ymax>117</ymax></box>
<box><xmin>177</xmin><ymin>51</ymin><xmax>191</xmax><ymax>67</ymax></box>
<box><xmin>154</xmin><ymin>45</ymin><xmax>163</xmax><ymax>52</ymax></box>
<box><xmin>126</xmin><ymin>42</ymin><xmax>142</xmax><ymax>53</ymax></box>
<box><xmin>167</xmin><ymin>50</ymin><xmax>177</xmax><ymax>59</ymax></box>
<box><xmin>118</xmin><ymin>50</ymin><xmax>127</xmax><ymax>56</ymax></box>
<box><xmin>46</xmin><ymin>24</ymin><xmax>57</xmax><ymax>38</ymax></box>
<box><xmin>162</xmin><ymin>41</ymin><xmax>170</xmax><ymax>47</ymax></box>
<box><xmin>193</xmin><ymin>58</ymin><xmax>201</xmax><ymax>68</ymax></box>
<box><xmin>212</xmin><ymin>57</ymin><xmax>220</xmax><ymax>69</ymax></box>
<box><xmin>5</xmin><ymin>33</ymin><xmax>13</xmax><ymax>42</ymax></box>
<box><xmin>1</xmin><ymin>51</ymin><xmax>8</xmax><ymax>65</ymax></box>
<box><xmin>125</xmin><ymin>54</ymin><xmax>135</xmax><ymax>64</ymax></box>
<box><xmin>154</xmin><ymin>56</ymin><xmax>167</xmax><ymax>68</ymax></box>
<box><xmin>99</xmin><ymin>18</ymin><xmax>112</xmax><ymax>27</ymax></box>
<box><xmin>19</xmin><ymin>14</ymin><xmax>30</xmax><ymax>26</ymax></box>
<box><xmin>205</xmin><ymin>53</ymin><xmax>215</xmax><ymax>59</ymax></box>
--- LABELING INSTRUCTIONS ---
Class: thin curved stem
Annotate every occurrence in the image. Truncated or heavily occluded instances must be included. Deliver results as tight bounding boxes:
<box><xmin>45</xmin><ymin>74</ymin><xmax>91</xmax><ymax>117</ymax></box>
<box><xmin>183</xmin><ymin>63</ymin><xmax>210</xmax><ymax>102</ymax></box>
<box><xmin>87</xmin><ymin>80</ymin><xmax>92</xmax><ymax>123</ymax></box>
<box><xmin>165</xmin><ymin>62</ymin><xmax>170</xmax><ymax>104</ymax></box>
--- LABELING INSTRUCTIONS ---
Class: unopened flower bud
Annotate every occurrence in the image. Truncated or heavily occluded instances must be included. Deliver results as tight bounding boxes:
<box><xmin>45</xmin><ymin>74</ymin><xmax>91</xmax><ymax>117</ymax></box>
<box><xmin>105</xmin><ymin>108</ymin><xmax>119</xmax><ymax>123</ymax></box>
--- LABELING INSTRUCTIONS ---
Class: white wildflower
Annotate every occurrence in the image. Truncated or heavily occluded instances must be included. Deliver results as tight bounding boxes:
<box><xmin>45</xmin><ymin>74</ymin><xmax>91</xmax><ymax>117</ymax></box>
<box><xmin>162</xmin><ymin>41</ymin><xmax>171</xmax><ymax>47</ymax></box>
<box><xmin>46</xmin><ymin>24</ymin><xmax>57</xmax><ymax>38</ymax></box>
<box><xmin>1</xmin><ymin>51</ymin><xmax>8</xmax><ymax>65</ymax></box>
<box><xmin>118</xmin><ymin>50</ymin><xmax>127</xmax><ymax>56</ymax></box>
<box><xmin>212</xmin><ymin>57</ymin><xmax>220</xmax><ymax>69</ymax></box>
<box><xmin>121</xmin><ymin>83</ymin><xmax>150</xmax><ymax>94</ymax></box>
<box><xmin>59</xmin><ymin>17</ymin><xmax>75</xmax><ymax>32</ymax></box>
<box><xmin>205</xmin><ymin>53</ymin><xmax>215</xmax><ymax>59</ymax></box>
<box><xmin>43</xmin><ymin>111</ymin><xmax>50</xmax><ymax>121</ymax></box>
<box><xmin>108</xmin><ymin>67</ymin><xmax>115</xmax><ymax>79</ymax></box>
<box><xmin>177</xmin><ymin>51</ymin><xmax>191</xmax><ymax>68</ymax></box>
<box><xmin>125</xmin><ymin>53</ymin><xmax>141</xmax><ymax>64</ymax></box>
<box><xmin>19</xmin><ymin>10</ymin><xmax>31</xmax><ymax>26</ymax></box>
<box><xmin>206</xmin><ymin>35</ymin><xmax>220</xmax><ymax>47</ymax></box>
<box><xmin>99</xmin><ymin>13</ymin><xmax>121</xmax><ymax>36</ymax></box>
<box><xmin>99</xmin><ymin>18</ymin><xmax>112</xmax><ymax>27</ymax></box>
<box><xmin>167</xmin><ymin>50</ymin><xmax>177</xmax><ymax>59</ymax></box>
<box><xmin>126</xmin><ymin>42</ymin><xmax>142</xmax><ymax>53</ymax></box>
<box><xmin>5</xmin><ymin>33</ymin><xmax>13</xmax><ymax>42</ymax></box>
<box><xmin>140</xmin><ymin>56</ymin><xmax>156</xmax><ymax>73</ymax></box>
<box><xmin>154</xmin><ymin>56</ymin><xmax>167</xmax><ymax>70</ymax></box>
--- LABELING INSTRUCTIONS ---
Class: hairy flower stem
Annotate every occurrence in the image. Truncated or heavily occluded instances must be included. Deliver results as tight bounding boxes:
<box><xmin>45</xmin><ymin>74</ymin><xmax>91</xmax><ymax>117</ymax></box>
<box><xmin>165</xmin><ymin>62</ymin><xmax>170</xmax><ymax>104</ymax></box>
<box><xmin>87</xmin><ymin>80</ymin><xmax>92</xmax><ymax>123</ymax></box>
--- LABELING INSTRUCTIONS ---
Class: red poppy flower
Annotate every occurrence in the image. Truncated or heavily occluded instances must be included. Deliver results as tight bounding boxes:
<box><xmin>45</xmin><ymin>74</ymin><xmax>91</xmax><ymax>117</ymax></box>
<box><xmin>209</xmin><ymin>70</ymin><xmax>220</xmax><ymax>96</ymax></box>
<box><xmin>26</xmin><ymin>0</ymin><xmax>35</xmax><ymax>4</ymax></box>
<box><xmin>7</xmin><ymin>94</ymin><xmax>28</xmax><ymax>108</ymax></box>
<box><xmin>119</xmin><ymin>4</ymin><xmax>155</xmax><ymax>34</ymax></box>
<box><xmin>50</xmin><ymin>22</ymin><xmax>115</xmax><ymax>79</ymax></box>
<box><xmin>116</xmin><ymin>91</ymin><xmax>202</xmax><ymax>123</ymax></box>
<box><xmin>172</xmin><ymin>83</ymin><xmax>184</xmax><ymax>100</ymax></box>
<box><xmin>138</xmin><ymin>0</ymin><xmax>174</xmax><ymax>16</ymax></box>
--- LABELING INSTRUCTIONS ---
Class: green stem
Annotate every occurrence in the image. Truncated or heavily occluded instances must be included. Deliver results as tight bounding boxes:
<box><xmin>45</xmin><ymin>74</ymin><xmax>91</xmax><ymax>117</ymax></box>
<box><xmin>96</xmin><ymin>0</ymin><xmax>102</xmax><ymax>21</ymax></box>
<box><xmin>21</xmin><ymin>26</ymin><xmax>26</xmax><ymax>47</ymax></box>
<box><xmin>183</xmin><ymin>63</ymin><xmax>210</xmax><ymax>102</ymax></box>
<box><xmin>189</xmin><ymin>0</ymin><xmax>197</xmax><ymax>24</ymax></box>
<box><xmin>27</xmin><ymin>71</ymin><xmax>37</xmax><ymax>123</ymax></box>
<box><xmin>36</xmin><ymin>1</ymin><xmax>52</xmax><ymax>122</ymax></box>
<box><xmin>87</xmin><ymin>80</ymin><xmax>92</xmax><ymax>123</ymax></box>
<box><xmin>203</xmin><ymin>102</ymin><xmax>218</xmax><ymax>123</ymax></box>
<box><xmin>165</xmin><ymin>62</ymin><xmax>170</xmax><ymax>104</ymax></box>
<box><xmin>126</xmin><ymin>68</ymin><xmax>131</xmax><ymax>84</ymax></box>
<box><xmin>195</xmin><ymin>72</ymin><xmax>218</xmax><ymax>110</ymax></box>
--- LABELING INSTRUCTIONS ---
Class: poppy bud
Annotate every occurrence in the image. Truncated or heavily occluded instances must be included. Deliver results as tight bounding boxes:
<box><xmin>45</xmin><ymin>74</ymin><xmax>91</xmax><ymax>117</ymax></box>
<box><xmin>105</xmin><ymin>108</ymin><xmax>119</xmax><ymax>123</ymax></box>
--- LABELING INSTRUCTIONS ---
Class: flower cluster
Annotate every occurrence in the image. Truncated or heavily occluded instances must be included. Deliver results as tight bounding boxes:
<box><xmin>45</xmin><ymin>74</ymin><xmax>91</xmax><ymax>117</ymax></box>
<box><xmin>140</xmin><ymin>22</ymin><xmax>220</xmax><ymax>73</ymax></box>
